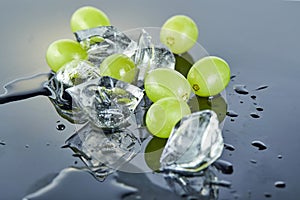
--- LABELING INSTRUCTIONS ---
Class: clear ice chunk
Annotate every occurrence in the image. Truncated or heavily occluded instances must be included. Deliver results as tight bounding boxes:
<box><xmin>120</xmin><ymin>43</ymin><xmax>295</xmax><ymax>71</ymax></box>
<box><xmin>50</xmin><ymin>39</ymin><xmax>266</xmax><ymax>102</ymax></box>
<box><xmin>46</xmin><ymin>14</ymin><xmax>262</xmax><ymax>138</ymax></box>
<box><xmin>74</xmin><ymin>26</ymin><xmax>138</xmax><ymax>66</ymax></box>
<box><xmin>65</xmin><ymin>122</ymin><xmax>141</xmax><ymax>178</ymax></box>
<box><xmin>46</xmin><ymin>60</ymin><xmax>100</xmax><ymax>123</ymax></box>
<box><xmin>164</xmin><ymin>167</ymin><xmax>219</xmax><ymax>199</ymax></box>
<box><xmin>132</xmin><ymin>29</ymin><xmax>175</xmax><ymax>83</ymax></box>
<box><xmin>66</xmin><ymin>76</ymin><xmax>144</xmax><ymax>128</ymax></box>
<box><xmin>160</xmin><ymin>110</ymin><xmax>224</xmax><ymax>173</ymax></box>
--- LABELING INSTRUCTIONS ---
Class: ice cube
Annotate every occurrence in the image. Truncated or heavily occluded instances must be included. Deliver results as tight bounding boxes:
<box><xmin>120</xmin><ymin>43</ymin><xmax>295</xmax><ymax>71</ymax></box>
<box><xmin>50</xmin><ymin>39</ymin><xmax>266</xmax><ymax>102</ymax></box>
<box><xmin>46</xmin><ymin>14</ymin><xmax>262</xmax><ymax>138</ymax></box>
<box><xmin>46</xmin><ymin>60</ymin><xmax>100</xmax><ymax>123</ymax></box>
<box><xmin>160</xmin><ymin>110</ymin><xmax>224</xmax><ymax>173</ymax></box>
<box><xmin>132</xmin><ymin>29</ymin><xmax>175</xmax><ymax>84</ymax></box>
<box><xmin>66</xmin><ymin>76</ymin><xmax>144</xmax><ymax>128</ymax></box>
<box><xmin>164</xmin><ymin>167</ymin><xmax>219</xmax><ymax>199</ymax></box>
<box><xmin>65</xmin><ymin>122</ymin><xmax>141</xmax><ymax>178</ymax></box>
<box><xmin>74</xmin><ymin>26</ymin><xmax>138</xmax><ymax>66</ymax></box>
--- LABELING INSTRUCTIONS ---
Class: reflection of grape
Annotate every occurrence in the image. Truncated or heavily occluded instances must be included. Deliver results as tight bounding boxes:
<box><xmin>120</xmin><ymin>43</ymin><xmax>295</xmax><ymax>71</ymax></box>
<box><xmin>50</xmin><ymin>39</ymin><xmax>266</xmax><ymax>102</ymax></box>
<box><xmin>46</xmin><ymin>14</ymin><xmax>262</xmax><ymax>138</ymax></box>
<box><xmin>189</xmin><ymin>95</ymin><xmax>227</xmax><ymax>122</ymax></box>
<box><xmin>99</xmin><ymin>53</ymin><xmax>137</xmax><ymax>83</ymax></box>
<box><xmin>160</xmin><ymin>15</ymin><xmax>198</xmax><ymax>54</ymax></box>
<box><xmin>46</xmin><ymin>39</ymin><xmax>88</xmax><ymax>72</ymax></box>
<box><xmin>187</xmin><ymin>56</ymin><xmax>231</xmax><ymax>97</ymax></box>
<box><xmin>144</xmin><ymin>137</ymin><xmax>167</xmax><ymax>171</ymax></box>
<box><xmin>70</xmin><ymin>6</ymin><xmax>110</xmax><ymax>32</ymax></box>
<box><xmin>145</xmin><ymin>97</ymin><xmax>191</xmax><ymax>138</ymax></box>
<box><xmin>174</xmin><ymin>54</ymin><xmax>193</xmax><ymax>78</ymax></box>
<box><xmin>144</xmin><ymin>68</ymin><xmax>192</xmax><ymax>102</ymax></box>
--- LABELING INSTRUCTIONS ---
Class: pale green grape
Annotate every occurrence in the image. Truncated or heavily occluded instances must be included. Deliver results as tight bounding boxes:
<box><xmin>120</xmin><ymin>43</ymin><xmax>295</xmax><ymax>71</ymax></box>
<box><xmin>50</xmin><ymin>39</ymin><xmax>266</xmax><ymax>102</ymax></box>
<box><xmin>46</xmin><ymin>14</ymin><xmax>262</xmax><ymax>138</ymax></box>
<box><xmin>187</xmin><ymin>56</ymin><xmax>231</xmax><ymax>97</ymax></box>
<box><xmin>145</xmin><ymin>97</ymin><xmax>191</xmax><ymax>138</ymax></box>
<box><xmin>160</xmin><ymin>15</ymin><xmax>198</xmax><ymax>54</ymax></box>
<box><xmin>99</xmin><ymin>53</ymin><xmax>137</xmax><ymax>83</ymax></box>
<box><xmin>144</xmin><ymin>68</ymin><xmax>192</xmax><ymax>102</ymax></box>
<box><xmin>70</xmin><ymin>6</ymin><xmax>110</xmax><ymax>32</ymax></box>
<box><xmin>46</xmin><ymin>39</ymin><xmax>88</xmax><ymax>72</ymax></box>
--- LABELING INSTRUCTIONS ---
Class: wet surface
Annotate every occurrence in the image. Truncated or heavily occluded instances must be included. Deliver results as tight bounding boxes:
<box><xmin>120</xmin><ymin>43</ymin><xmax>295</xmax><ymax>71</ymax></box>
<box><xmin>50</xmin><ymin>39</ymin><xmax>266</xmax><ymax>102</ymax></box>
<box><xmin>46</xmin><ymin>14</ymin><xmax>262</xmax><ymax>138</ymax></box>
<box><xmin>1</xmin><ymin>0</ymin><xmax>300</xmax><ymax>199</ymax></box>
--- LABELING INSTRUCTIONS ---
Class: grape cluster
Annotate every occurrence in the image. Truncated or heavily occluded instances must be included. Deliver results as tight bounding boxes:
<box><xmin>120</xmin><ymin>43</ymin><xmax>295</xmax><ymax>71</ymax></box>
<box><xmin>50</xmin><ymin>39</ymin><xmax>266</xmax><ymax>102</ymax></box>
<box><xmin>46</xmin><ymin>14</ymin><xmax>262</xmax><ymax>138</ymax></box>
<box><xmin>45</xmin><ymin>6</ymin><xmax>231</xmax><ymax>138</ymax></box>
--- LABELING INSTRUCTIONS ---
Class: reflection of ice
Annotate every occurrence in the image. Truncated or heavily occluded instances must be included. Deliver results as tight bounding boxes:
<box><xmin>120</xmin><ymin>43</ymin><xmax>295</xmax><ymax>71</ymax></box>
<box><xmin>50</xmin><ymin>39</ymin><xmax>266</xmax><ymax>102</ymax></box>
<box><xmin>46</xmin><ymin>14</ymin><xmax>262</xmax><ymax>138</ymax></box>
<box><xmin>74</xmin><ymin>26</ymin><xmax>137</xmax><ymax>66</ymax></box>
<box><xmin>164</xmin><ymin>167</ymin><xmax>219</xmax><ymax>200</ymax></box>
<box><xmin>46</xmin><ymin>60</ymin><xmax>100</xmax><ymax>123</ymax></box>
<box><xmin>66</xmin><ymin>76</ymin><xmax>144</xmax><ymax>128</ymax></box>
<box><xmin>132</xmin><ymin>29</ymin><xmax>175</xmax><ymax>84</ymax></box>
<box><xmin>160</xmin><ymin>110</ymin><xmax>224</xmax><ymax>173</ymax></box>
<box><xmin>65</xmin><ymin>123</ymin><xmax>141</xmax><ymax>180</ymax></box>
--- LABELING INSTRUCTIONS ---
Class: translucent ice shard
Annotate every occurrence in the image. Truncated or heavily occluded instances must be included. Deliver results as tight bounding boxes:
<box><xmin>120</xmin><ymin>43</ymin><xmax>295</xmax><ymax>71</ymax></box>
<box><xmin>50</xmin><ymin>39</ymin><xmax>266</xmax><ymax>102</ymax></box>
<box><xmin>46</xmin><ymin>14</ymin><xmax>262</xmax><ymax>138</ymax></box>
<box><xmin>65</xmin><ymin>122</ymin><xmax>141</xmax><ymax>179</ymax></box>
<box><xmin>66</xmin><ymin>76</ymin><xmax>144</xmax><ymax>128</ymax></box>
<box><xmin>164</xmin><ymin>167</ymin><xmax>219</xmax><ymax>199</ymax></box>
<box><xmin>46</xmin><ymin>60</ymin><xmax>100</xmax><ymax>123</ymax></box>
<box><xmin>132</xmin><ymin>29</ymin><xmax>175</xmax><ymax>83</ymax></box>
<box><xmin>160</xmin><ymin>110</ymin><xmax>224</xmax><ymax>173</ymax></box>
<box><xmin>74</xmin><ymin>26</ymin><xmax>137</xmax><ymax>66</ymax></box>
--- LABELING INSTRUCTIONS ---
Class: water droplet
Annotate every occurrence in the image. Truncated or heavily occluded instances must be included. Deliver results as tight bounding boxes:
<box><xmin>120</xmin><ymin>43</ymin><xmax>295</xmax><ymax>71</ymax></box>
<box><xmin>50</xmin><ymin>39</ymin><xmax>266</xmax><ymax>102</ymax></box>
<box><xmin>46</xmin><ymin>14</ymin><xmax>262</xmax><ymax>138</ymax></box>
<box><xmin>25</xmin><ymin>144</ymin><xmax>29</xmax><ymax>148</ymax></box>
<box><xmin>250</xmin><ymin>95</ymin><xmax>256</xmax><ymax>100</ymax></box>
<box><xmin>277</xmin><ymin>155</ymin><xmax>283</xmax><ymax>159</ymax></box>
<box><xmin>255</xmin><ymin>85</ymin><xmax>268</xmax><ymax>91</ymax></box>
<box><xmin>230</xmin><ymin>75</ymin><xmax>237</xmax><ymax>80</ymax></box>
<box><xmin>250</xmin><ymin>113</ymin><xmax>260</xmax><ymax>119</ymax></box>
<box><xmin>56</xmin><ymin>123</ymin><xmax>66</xmax><ymax>131</ymax></box>
<box><xmin>0</xmin><ymin>141</ymin><xmax>6</xmax><ymax>145</ymax></box>
<box><xmin>230</xmin><ymin>118</ymin><xmax>235</xmax><ymax>122</ymax></box>
<box><xmin>213</xmin><ymin>160</ymin><xmax>234</xmax><ymax>174</ymax></box>
<box><xmin>264</xmin><ymin>192</ymin><xmax>272</xmax><ymax>198</ymax></box>
<box><xmin>240</xmin><ymin>100</ymin><xmax>244</xmax><ymax>104</ymax></box>
<box><xmin>250</xmin><ymin>159</ymin><xmax>257</xmax><ymax>164</ymax></box>
<box><xmin>233</xmin><ymin>85</ymin><xmax>249</xmax><ymax>95</ymax></box>
<box><xmin>274</xmin><ymin>181</ymin><xmax>286</xmax><ymax>188</ymax></box>
<box><xmin>251</xmin><ymin>140</ymin><xmax>267</xmax><ymax>150</ymax></box>
<box><xmin>256</xmin><ymin>107</ymin><xmax>264</xmax><ymax>111</ymax></box>
<box><xmin>224</xmin><ymin>143</ymin><xmax>235</xmax><ymax>151</ymax></box>
<box><xmin>226</xmin><ymin>110</ymin><xmax>238</xmax><ymax>117</ymax></box>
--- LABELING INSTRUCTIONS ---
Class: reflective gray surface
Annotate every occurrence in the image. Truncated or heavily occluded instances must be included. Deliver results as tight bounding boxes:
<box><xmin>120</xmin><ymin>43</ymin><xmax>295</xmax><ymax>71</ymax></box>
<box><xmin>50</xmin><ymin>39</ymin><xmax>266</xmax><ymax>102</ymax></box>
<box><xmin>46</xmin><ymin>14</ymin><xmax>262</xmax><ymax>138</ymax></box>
<box><xmin>0</xmin><ymin>0</ymin><xmax>300</xmax><ymax>199</ymax></box>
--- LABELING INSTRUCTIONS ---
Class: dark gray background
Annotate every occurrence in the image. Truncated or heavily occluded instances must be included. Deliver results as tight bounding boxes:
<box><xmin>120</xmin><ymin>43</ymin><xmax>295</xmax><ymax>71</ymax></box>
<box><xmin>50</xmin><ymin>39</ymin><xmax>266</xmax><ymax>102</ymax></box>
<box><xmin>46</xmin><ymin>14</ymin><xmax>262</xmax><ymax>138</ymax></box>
<box><xmin>0</xmin><ymin>0</ymin><xmax>299</xmax><ymax>199</ymax></box>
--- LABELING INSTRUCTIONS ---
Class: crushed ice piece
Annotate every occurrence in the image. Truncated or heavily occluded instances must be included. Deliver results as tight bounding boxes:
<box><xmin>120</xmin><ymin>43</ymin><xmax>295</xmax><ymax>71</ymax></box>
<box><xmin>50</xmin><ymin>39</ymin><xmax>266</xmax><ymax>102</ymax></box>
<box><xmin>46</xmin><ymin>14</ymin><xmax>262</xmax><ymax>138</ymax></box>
<box><xmin>74</xmin><ymin>26</ymin><xmax>137</xmax><ymax>66</ymax></box>
<box><xmin>164</xmin><ymin>167</ymin><xmax>219</xmax><ymax>199</ymax></box>
<box><xmin>66</xmin><ymin>76</ymin><xmax>144</xmax><ymax>128</ymax></box>
<box><xmin>65</xmin><ymin>122</ymin><xmax>141</xmax><ymax>178</ymax></box>
<box><xmin>46</xmin><ymin>60</ymin><xmax>100</xmax><ymax>123</ymax></box>
<box><xmin>131</xmin><ymin>29</ymin><xmax>175</xmax><ymax>83</ymax></box>
<box><xmin>160</xmin><ymin>110</ymin><xmax>224</xmax><ymax>173</ymax></box>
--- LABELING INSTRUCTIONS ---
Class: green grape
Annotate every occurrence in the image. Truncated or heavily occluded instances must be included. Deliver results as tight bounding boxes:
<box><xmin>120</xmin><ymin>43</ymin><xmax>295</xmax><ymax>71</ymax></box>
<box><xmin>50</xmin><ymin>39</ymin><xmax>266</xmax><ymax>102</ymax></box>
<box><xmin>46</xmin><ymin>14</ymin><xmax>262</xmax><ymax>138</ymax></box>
<box><xmin>160</xmin><ymin>15</ymin><xmax>198</xmax><ymax>54</ymax></box>
<box><xmin>144</xmin><ymin>68</ymin><xmax>192</xmax><ymax>102</ymax></box>
<box><xmin>99</xmin><ymin>53</ymin><xmax>137</xmax><ymax>83</ymax></box>
<box><xmin>145</xmin><ymin>97</ymin><xmax>191</xmax><ymax>138</ymax></box>
<box><xmin>144</xmin><ymin>137</ymin><xmax>167</xmax><ymax>171</ymax></box>
<box><xmin>187</xmin><ymin>56</ymin><xmax>231</xmax><ymax>97</ymax></box>
<box><xmin>70</xmin><ymin>6</ymin><xmax>110</xmax><ymax>32</ymax></box>
<box><xmin>46</xmin><ymin>39</ymin><xmax>88</xmax><ymax>72</ymax></box>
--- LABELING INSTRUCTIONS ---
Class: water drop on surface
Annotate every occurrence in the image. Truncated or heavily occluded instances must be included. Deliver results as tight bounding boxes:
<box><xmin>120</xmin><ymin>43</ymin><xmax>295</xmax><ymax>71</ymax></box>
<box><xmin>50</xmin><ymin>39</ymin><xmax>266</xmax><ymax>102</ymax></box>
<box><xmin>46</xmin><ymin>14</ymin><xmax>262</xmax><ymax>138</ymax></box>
<box><xmin>226</xmin><ymin>110</ymin><xmax>238</xmax><ymax>117</ymax></box>
<box><xmin>251</xmin><ymin>141</ymin><xmax>267</xmax><ymax>150</ymax></box>
<box><xmin>25</xmin><ymin>144</ymin><xmax>29</xmax><ymax>148</ymax></box>
<box><xmin>56</xmin><ymin>123</ymin><xmax>66</xmax><ymax>131</ymax></box>
<box><xmin>256</xmin><ymin>107</ymin><xmax>264</xmax><ymax>112</ymax></box>
<box><xmin>224</xmin><ymin>143</ymin><xmax>235</xmax><ymax>151</ymax></box>
<box><xmin>274</xmin><ymin>181</ymin><xmax>286</xmax><ymax>188</ymax></box>
<box><xmin>264</xmin><ymin>192</ymin><xmax>272</xmax><ymax>198</ymax></box>
<box><xmin>233</xmin><ymin>85</ymin><xmax>249</xmax><ymax>95</ymax></box>
<box><xmin>0</xmin><ymin>141</ymin><xmax>6</xmax><ymax>145</ymax></box>
<box><xmin>277</xmin><ymin>155</ymin><xmax>283</xmax><ymax>159</ymax></box>
<box><xmin>213</xmin><ymin>160</ymin><xmax>234</xmax><ymax>174</ymax></box>
<box><xmin>250</xmin><ymin>159</ymin><xmax>257</xmax><ymax>164</ymax></box>
<box><xmin>250</xmin><ymin>113</ymin><xmax>260</xmax><ymax>119</ymax></box>
<box><xmin>255</xmin><ymin>85</ymin><xmax>268</xmax><ymax>91</ymax></box>
<box><xmin>250</xmin><ymin>95</ymin><xmax>256</xmax><ymax>100</ymax></box>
